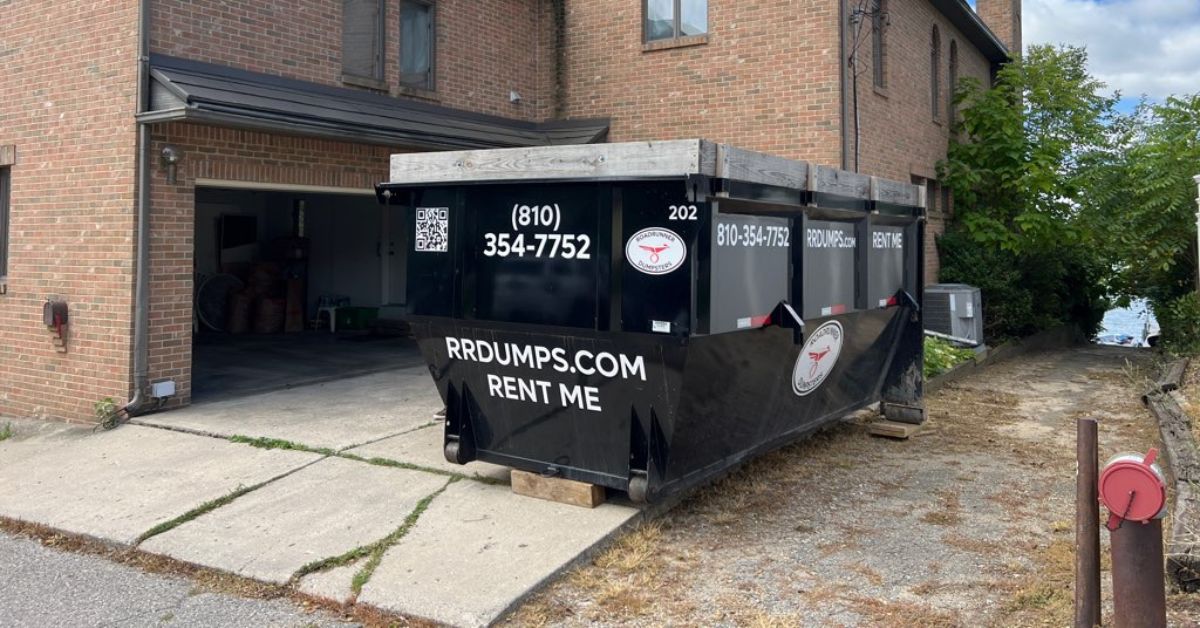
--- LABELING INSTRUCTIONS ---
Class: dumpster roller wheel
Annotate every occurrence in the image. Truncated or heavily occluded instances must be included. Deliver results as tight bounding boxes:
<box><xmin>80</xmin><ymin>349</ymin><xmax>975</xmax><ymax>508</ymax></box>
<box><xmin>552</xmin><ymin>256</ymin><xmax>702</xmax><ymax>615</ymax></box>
<box><xmin>444</xmin><ymin>441</ymin><xmax>461</xmax><ymax>464</ymax></box>
<box><xmin>628</xmin><ymin>474</ymin><xmax>649</xmax><ymax>504</ymax></box>
<box><xmin>882</xmin><ymin>402</ymin><xmax>926</xmax><ymax>425</ymax></box>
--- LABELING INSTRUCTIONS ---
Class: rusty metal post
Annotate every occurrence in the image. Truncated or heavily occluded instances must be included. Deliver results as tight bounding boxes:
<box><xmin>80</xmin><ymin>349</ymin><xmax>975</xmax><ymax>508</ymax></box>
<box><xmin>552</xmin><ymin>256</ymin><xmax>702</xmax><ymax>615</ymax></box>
<box><xmin>1110</xmin><ymin>519</ymin><xmax>1167</xmax><ymax>628</ymax></box>
<box><xmin>1076</xmin><ymin>418</ymin><xmax>1101</xmax><ymax>628</ymax></box>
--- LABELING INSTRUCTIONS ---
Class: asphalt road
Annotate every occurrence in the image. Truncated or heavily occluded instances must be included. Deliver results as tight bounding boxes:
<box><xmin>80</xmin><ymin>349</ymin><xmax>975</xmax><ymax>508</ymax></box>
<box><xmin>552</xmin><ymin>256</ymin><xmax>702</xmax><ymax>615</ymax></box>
<box><xmin>0</xmin><ymin>532</ymin><xmax>356</xmax><ymax>628</ymax></box>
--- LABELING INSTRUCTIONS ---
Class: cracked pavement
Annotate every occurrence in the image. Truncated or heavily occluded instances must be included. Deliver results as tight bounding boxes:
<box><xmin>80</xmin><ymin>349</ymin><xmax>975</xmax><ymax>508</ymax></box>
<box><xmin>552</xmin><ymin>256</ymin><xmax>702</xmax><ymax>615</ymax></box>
<box><xmin>0</xmin><ymin>531</ymin><xmax>355</xmax><ymax>628</ymax></box>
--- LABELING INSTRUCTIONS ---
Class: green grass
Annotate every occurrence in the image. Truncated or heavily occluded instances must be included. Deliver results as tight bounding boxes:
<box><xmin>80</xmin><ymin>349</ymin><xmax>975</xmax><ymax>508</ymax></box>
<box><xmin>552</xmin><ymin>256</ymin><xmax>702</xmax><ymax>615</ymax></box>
<box><xmin>0</xmin><ymin>422</ymin><xmax>12</xmax><ymax>442</ymax></box>
<box><xmin>228</xmin><ymin>435</ymin><xmax>338</xmax><ymax>457</ymax></box>
<box><xmin>136</xmin><ymin>483</ymin><xmax>264</xmax><ymax>544</ymax></box>
<box><xmin>290</xmin><ymin>478</ymin><xmax>457</xmax><ymax>591</ymax></box>
<box><xmin>924</xmin><ymin>336</ymin><xmax>976</xmax><ymax>378</ymax></box>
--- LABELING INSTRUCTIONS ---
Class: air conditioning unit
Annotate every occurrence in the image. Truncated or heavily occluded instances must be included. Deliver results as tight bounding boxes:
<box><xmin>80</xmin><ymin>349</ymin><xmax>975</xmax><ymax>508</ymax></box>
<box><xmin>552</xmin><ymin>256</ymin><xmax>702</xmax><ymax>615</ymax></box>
<box><xmin>924</xmin><ymin>283</ymin><xmax>983</xmax><ymax>345</ymax></box>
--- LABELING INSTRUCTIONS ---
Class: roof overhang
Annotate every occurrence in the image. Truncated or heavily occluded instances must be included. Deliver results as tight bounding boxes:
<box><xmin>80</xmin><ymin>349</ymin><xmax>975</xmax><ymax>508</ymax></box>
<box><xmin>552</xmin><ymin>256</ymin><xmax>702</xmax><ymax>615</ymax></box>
<box><xmin>929</xmin><ymin>0</ymin><xmax>1011</xmax><ymax>65</ymax></box>
<box><xmin>140</xmin><ymin>55</ymin><xmax>609</xmax><ymax>150</ymax></box>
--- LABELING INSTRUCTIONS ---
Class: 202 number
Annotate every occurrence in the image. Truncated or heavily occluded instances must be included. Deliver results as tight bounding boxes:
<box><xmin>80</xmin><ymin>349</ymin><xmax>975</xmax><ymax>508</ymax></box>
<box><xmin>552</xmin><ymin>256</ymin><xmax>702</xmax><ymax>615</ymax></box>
<box><xmin>669</xmin><ymin>205</ymin><xmax>698</xmax><ymax>221</ymax></box>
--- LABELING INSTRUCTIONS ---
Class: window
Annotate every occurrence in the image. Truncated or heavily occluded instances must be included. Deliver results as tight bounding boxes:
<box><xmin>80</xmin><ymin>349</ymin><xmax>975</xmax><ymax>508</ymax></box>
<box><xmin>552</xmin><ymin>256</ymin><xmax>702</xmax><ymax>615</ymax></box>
<box><xmin>0</xmin><ymin>166</ymin><xmax>9</xmax><ymax>286</ymax></box>
<box><xmin>645</xmin><ymin>0</ymin><xmax>707</xmax><ymax>42</ymax></box>
<box><xmin>930</xmin><ymin>26</ymin><xmax>942</xmax><ymax>122</ymax></box>
<box><xmin>871</xmin><ymin>0</ymin><xmax>888</xmax><ymax>89</ymax></box>
<box><xmin>342</xmin><ymin>0</ymin><xmax>385</xmax><ymax>84</ymax></box>
<box><xmin>948</xmin><ymin>40</ymin><xmax>959</xmax><ymax>125</ymax></box>
<box><xmin>400</xmin><ymin>0</ymin><xmax>435</xmax><ymax>90</ymax></box>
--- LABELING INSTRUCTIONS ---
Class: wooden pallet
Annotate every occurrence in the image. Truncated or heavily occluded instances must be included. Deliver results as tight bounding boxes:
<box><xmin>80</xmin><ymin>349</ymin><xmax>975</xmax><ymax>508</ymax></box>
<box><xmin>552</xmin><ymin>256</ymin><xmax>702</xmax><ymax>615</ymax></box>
<box><xmin>511</xmin><ymin>470</ymin><xmax>605</xmax><ymax>508</ymax></box>
<box><xmin>868</xmin><ymin>420</ymin><xmax>922</xmax><ymax>440</ymax></box>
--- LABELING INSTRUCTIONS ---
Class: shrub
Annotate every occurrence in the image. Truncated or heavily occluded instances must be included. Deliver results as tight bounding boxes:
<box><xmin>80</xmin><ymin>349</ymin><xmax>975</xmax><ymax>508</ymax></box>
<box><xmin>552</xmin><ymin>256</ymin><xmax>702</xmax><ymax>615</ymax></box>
<box><xmin>1151</xmin><ymin>292</ymin><xmax>1200</xmax><ymax>356</ymax></box>
<box><xmin>924</xmin><ymin>336</ymin><xmax>975</xmax><ymax>379</ymax></box>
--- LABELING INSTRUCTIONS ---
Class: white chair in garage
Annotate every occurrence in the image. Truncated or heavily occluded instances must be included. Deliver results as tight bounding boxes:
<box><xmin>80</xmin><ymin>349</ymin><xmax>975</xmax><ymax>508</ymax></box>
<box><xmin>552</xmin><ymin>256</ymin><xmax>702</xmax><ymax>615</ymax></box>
<box><xmin>313</xmin><ymin>295</ymin><xmax>350</xmax><ymax>333</ymax></box>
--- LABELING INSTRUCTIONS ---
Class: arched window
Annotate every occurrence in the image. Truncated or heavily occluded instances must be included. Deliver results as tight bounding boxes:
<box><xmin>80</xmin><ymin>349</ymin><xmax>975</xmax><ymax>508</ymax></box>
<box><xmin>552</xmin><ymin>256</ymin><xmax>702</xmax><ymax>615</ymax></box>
<box><xmin>948</xmin><ymin>40</ymin><xmax>959</xmax><ymax>125</ymax></box>
<box><xmin>931</xmin><ymin>26</ymin><xmax>942</xmax><ymax>122</ymax></box>
<box><xmin>871</xmin><ymin>0</ymin><xmax>888</xmax><ymax>89</ymax></box>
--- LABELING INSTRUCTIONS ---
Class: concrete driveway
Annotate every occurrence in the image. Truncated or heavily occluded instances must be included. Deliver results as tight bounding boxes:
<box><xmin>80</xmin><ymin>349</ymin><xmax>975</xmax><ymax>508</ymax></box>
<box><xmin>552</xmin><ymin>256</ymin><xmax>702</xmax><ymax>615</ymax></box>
<box><xmin>0</xmin><ymin>370</ymin><xmax>641</xmax><ymax>627</ymax></box>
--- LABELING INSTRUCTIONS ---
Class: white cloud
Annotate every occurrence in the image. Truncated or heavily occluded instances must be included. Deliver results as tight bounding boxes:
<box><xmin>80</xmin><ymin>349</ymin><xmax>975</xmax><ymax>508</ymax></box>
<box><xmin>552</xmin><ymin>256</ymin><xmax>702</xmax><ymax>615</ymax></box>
<box><xmin>1024</xmin><ymin>0</ymin><xmax>1200</xmax><ymax>100</ymax></box>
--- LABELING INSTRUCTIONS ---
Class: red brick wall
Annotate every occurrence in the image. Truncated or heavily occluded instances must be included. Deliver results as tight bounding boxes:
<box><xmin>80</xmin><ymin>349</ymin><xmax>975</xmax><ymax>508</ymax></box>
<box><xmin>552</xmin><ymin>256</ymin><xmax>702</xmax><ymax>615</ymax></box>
<box><xmin>0</xmin><ymin>0</ymin><xmax>139</xmax><ymax>422</ymax></box>
<box><xmin>559</xmin><ymin>0</ymin><xmax>844</xmax><ymax>166</ymax></box>
<box><xmin>145</xmin><ymin>123</ymin><xmax>405</xmax><ymax>407</ymax></box>
<box><xmin>848</xmin><ymin>1</ymin><xmax>995</xmax><ymax>283</ymax></box>
<box><xmin>150</xmin><ymin>0</ymin><xmax>554</xmax><ymax>121</ymax></box>
<box><xmin>976</xmin><ymin>0</ymin><xmax>1022</xmax><ymax>54</ymax></box>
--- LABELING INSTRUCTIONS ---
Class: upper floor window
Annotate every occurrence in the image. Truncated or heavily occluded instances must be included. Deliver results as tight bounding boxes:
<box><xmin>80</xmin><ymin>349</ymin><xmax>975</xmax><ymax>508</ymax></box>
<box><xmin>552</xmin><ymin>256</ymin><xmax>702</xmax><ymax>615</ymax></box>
<box><xmin>948</xmin><ymin>40</ymin><xmax>959</xmax><ymax>125</ymax></box>
<box><xmin>930</xmin><ymin>26</ymin><xmax>942</xmax><ymax>122</ymax></box>
<box><xmin>645</xmin><ymin>0</ymin><xmax>707</xmax><ymax>42</ymax></box>
<box><xmin>871</xmin><ymin>0</ymin><xmax>888</xmax><ymax>89</ymax></box>
<box><xmin>342</xmin><ymin>0</ymin><xmax>386</xmax><ymax>84</ymax></box>
<box><xmin>0</xmin><ymin>166</ymin><xmax>10</xmax><ymax>287</ymax></box>
<box><xmin>400</xmin><ymin>0</ymin><xmax>435</xmax><ymax>90</ymax></box>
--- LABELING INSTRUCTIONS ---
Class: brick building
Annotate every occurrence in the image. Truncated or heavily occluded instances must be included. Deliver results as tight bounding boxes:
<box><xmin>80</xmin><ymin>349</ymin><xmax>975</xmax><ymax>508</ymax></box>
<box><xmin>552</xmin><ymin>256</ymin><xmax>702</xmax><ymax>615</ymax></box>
<box><xmin>0</xmin><ymin>0</ymin><xmax>1018</xmax><ymax>422</ymax></box>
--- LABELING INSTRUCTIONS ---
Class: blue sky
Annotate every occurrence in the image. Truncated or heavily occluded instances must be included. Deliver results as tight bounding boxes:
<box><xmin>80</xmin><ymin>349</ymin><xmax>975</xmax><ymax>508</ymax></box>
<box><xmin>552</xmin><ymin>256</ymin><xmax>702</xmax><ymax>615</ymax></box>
<box><xmin>968</xmin><ymin>0</ymin><xmax>1200</xmax><ymax>113</ymax></box>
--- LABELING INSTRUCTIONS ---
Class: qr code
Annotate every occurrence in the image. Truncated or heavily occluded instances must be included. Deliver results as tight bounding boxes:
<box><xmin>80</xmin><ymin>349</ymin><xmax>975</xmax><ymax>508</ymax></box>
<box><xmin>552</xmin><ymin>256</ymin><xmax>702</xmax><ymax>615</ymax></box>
<box><xmin>415</xmin><ymin>207</ymin><xmax>449</xmax><ymax>252</ymax></box>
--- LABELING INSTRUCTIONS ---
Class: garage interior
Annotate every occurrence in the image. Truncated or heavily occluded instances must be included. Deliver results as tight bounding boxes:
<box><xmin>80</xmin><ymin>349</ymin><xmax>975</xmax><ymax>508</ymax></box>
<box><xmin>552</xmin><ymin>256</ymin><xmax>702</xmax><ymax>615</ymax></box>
<box><xmin>191</xmin><ymin>186</ymin><xmax>423</xmax><ymax>402</ymax></box>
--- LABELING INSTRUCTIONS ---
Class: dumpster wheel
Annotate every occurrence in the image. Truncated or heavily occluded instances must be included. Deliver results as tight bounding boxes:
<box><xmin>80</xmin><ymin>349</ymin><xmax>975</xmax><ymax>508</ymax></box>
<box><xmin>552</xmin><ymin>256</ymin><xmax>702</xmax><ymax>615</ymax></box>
<box><xmin>444</xmin><ymin>441</ymin><xmax>461</xmax><ymax>464</ymax></box>
<box><xmin>628</xmin><ymin>474</ymin><xmax>649</xmax><ymax>504</ymax></box>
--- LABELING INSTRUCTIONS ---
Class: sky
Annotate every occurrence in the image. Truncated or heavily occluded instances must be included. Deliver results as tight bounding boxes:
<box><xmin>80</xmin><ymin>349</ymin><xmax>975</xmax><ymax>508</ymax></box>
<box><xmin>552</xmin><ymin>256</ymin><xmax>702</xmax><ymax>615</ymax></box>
<box><xmin>1012</xmin><ymin>0</ymin><xmax>1200</xmax><ymax>112</ymax></box>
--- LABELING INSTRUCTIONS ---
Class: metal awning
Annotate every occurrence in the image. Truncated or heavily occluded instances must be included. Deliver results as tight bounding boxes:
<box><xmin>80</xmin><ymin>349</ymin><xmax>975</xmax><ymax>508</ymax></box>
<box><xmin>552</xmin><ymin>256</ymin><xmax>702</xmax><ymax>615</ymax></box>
<box><xmin>139</xmin><ymin>55</ymin><xmax>609</xmax><ymax>150</ymax></box>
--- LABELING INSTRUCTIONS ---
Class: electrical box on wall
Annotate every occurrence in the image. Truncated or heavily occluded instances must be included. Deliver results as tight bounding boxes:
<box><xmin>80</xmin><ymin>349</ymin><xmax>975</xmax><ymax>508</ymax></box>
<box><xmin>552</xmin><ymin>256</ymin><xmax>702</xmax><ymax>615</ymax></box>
<box><xmin>43</xmin><ymin>299</ymin><xmax>68</xmax><ymax>353</ymax></box>
<box><xmin>151</xmin><ymin>380</ymin><xmax>177</xmax><ymax>399</ymax></box>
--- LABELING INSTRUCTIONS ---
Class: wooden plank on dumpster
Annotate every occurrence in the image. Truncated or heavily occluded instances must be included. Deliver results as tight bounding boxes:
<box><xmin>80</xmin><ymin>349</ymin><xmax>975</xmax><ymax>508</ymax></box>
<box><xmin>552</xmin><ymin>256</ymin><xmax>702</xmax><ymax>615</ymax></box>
<box><xmin>869</xmin><ymin>420</ymin><xmax>922</xmax><ymax>439</ymax></box>
<box><xmin>389</xmin><ymin>139</ymin><xmax>714</xmax><ymax>184</ymax></box>
<box><xmin>511</xmin><ymin>470</ymin><xmax>605</xmax><ymax>508</ymax></box>
<box><xmin>716</xmin><ymin>144</ymin><xmax>809</xmax><ymax>189</ymax></box>
<box><xmin>812</xmin><ymin>165</ymin><xmax>871</xmax><ymax>200</ymax></box>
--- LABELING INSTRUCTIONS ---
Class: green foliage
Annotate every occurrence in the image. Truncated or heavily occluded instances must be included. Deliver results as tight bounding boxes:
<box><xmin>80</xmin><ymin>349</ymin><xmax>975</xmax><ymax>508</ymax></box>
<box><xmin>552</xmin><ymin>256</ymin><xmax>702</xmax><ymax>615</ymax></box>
<box><xmin>937</xmin><ymin>45</ymin><xmax>1112</xmax><ymax>340</ymax></box>
<box><xmin>0</xmin><ymin>422</ymin><xmax>12</xmax><ymax>442</ymax></box>
<box><xmin>1150</xmin><ymin>293</ymin><xmax>1200</xmax><ymax>356</ymax></box>
<box><xmin>1079</xmin><ymin>95</ymin><xmax>1200</xmax><ymax>317</ymax></box>
<box><xmin>924</xmin><ymin>337</ymin><xmax>974</xmax><ymax>379</ymax></box>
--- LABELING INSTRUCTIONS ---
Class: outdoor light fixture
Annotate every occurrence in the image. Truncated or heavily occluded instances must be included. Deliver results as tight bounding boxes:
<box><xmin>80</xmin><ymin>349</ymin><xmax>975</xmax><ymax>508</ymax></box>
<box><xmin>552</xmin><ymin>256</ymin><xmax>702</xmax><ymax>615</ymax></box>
<box><xmin>160</xmin><ymin>145</ymin><xmax>182</xmax><ymax>184</ymax></box>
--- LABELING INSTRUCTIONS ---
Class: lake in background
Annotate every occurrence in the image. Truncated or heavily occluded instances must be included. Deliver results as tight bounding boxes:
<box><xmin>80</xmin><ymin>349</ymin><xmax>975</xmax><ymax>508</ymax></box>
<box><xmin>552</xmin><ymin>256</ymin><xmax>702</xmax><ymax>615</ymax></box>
<box><xmin>1097</xmin><ymin>298</ymin><xmax>1158</xmax><ymax>347</ymax></box>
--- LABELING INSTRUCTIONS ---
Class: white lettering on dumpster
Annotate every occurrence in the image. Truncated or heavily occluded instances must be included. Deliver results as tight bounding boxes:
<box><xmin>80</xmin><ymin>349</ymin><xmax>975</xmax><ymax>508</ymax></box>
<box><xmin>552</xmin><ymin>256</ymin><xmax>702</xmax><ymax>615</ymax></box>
<box><xmin>872</xmin><ymin>231</ymin><xmax>904</xmax><ymax>249</ymax></box>
<box><xmin>448</xmin><ymin>337</ymin><xmax>647</xmax><ymax>412</ymax></box>
<box><xmin>806</xmin><ymin>228</ymin><xmax>857</xmax><ymax>249</ymax></box>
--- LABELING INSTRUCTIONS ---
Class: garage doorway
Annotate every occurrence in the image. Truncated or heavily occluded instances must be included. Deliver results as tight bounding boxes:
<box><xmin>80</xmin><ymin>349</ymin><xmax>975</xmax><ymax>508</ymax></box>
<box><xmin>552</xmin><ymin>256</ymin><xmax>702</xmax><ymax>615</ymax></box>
<box><xmin>190</xmin><ymin>184</ymin><xmax>422</xmax><ymax>402</ymax></box>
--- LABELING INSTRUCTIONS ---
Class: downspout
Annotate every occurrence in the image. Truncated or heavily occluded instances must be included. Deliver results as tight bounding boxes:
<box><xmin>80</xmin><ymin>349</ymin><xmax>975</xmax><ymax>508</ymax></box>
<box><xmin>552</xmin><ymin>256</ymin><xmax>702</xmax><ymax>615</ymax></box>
<box><xmin>111</xmin><ymin>0</ymin><xmax>153</xmax><ymax>425</ymax></box>
<box><xmin>838</xmin><ymin>0</ymin><xmax>850</xmax><ymax>171</ymax></box>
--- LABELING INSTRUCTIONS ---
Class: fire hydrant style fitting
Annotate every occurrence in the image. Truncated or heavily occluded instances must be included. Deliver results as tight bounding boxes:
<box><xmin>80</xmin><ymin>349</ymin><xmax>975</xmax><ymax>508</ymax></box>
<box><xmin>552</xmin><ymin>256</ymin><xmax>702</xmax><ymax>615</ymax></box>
<box><xmin>1099</xmin><ymin>448</ymin><xmax>1167</xmax><ymax>529</ymax></box>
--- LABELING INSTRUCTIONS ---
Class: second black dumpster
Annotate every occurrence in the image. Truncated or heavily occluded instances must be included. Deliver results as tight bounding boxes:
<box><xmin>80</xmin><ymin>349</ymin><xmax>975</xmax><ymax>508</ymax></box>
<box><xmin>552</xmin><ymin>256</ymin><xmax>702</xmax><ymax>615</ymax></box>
<box><xmin>377</xmin><ymin>140</ymin><xmax>925</xmax><ymax>503</ymax></box>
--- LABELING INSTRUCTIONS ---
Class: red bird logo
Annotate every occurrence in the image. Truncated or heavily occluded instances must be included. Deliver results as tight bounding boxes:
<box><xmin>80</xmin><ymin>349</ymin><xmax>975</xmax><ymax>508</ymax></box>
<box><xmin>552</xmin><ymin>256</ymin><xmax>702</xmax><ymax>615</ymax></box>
<box><xmin>808</xmin><ymin>347</ymin><xmax>832</xmax><ymax>377</ymax></box>
<box><xmin>639</xmin><ymin>243</ymin><xmax>670</xmax><ymax>263</ymax></box>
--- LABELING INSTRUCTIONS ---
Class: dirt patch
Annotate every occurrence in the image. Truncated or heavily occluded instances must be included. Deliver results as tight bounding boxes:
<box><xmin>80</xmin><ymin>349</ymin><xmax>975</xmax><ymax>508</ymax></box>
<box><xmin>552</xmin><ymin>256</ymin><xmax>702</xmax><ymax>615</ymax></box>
<box><xmin>507</xmin><ymin>345</ymin><xmax>1200</xmax><ymax>626</ymax></box>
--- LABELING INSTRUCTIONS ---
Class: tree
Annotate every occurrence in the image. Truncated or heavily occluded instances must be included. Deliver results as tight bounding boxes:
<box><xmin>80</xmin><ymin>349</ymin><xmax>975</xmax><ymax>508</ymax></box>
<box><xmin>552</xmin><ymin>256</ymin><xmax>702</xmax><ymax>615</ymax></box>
<box><xmin>937</xmin><ymin>45</ymin><xmax>1114</xmax><ymax>340</ymax></box>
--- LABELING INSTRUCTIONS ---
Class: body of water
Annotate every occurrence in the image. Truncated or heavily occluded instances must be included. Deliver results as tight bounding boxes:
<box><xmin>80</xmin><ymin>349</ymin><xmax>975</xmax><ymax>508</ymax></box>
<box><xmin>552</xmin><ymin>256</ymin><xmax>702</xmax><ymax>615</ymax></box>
<box><xmin>1097</xmin><ymin>299</ymin><xmax>1158</xmax><ymax>347</ymax></box>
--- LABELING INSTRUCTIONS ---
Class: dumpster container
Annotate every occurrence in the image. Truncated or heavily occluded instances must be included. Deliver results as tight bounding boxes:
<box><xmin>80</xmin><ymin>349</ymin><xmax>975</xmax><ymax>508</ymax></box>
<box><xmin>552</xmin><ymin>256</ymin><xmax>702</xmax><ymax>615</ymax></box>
<box><xmin>376</xmin><ymin>140</ymin><xmax>925</xmax><ymax>503</ymax></box>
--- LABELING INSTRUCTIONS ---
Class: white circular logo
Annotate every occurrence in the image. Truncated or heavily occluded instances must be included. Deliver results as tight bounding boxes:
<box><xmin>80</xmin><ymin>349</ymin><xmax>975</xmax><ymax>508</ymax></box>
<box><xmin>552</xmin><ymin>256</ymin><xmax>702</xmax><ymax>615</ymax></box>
<box><xmin>792</xmin><ymin>321</ymin><xmax>844</xmax><ymax>396</ymax></box>
<box><xmin>626</xmin><ymin>228</ymin><xmax>687</xmax><ymax>275</ymax></box>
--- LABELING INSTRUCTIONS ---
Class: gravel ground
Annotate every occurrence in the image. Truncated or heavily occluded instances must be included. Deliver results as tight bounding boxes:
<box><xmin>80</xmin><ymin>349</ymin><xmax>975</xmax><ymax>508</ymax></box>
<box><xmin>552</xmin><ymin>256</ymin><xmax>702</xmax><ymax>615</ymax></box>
<box><xmin>0</xmin><ymin>531</ymin><xmax>356</xmax><ymax>628</ymax></box>
<box><xmin>506</xmin><ymin>344</ymin><xmax>1200</xmax><ymax>627</ymax></box>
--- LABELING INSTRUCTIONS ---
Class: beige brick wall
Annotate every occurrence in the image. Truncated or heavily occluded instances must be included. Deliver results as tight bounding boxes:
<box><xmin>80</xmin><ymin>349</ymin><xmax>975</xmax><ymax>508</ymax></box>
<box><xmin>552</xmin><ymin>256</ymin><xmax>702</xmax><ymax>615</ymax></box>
<box><xmin>560</xmin><ymin>0</ymin><xmax>844</xmax><ymax>166</ymax></box>
<box><xmin>849</xmin><ymin>1</ymin><xmax>995</xmax><ymax>283</ymax></box>
<box><xmin>145</xmin><ymin>123</ymin><xmax>405</xmax><ymax>407</ymax></box>
<box><xmin>0</xmin><ymin>0</ymin><xmax>140</xmax><ymax>422</ymax></box>
<box><xmin>150</xmin><ymin>0</ymin><xmax>555</xmax><ymax>121</ymax></box>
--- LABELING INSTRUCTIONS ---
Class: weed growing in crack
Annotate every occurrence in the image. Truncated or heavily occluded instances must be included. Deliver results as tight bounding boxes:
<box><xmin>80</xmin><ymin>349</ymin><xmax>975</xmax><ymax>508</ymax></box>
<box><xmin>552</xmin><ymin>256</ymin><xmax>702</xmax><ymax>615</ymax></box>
<box><xmin>0</xmin><ymin>422</ymin><xmax>12</xmax><ymax>442</ymax></box>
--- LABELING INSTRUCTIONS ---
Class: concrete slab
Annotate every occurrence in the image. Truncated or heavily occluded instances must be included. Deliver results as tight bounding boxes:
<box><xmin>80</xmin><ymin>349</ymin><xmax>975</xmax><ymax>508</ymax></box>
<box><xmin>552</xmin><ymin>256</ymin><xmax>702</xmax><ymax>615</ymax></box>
<box><xmin>358</xmin><ymin>481</ymin><xmax>640</xmax><ymax>627</ymax></box>
<box><xmin>0</xmin><ymin>425</ymin><xmax>318</xmax><ymax>545</ymax></box>
<box><xmin>139</xmin><ymin>367</ymin><xmax>443</xmax><ymax>451</ymax></box>
<box><xmin>141</xmin><ymin>457</ymin><xmax>448</xmax><ymax>584</ymax></box>
<box><xmin>298</xmin><ymin>560</ymin><xmax>362</xmax><ymax>605</ymax></box>
<box><xmin>347</xmin><ymin>424</ymin><xmax>510</xmax><ymax>483</ymax></box>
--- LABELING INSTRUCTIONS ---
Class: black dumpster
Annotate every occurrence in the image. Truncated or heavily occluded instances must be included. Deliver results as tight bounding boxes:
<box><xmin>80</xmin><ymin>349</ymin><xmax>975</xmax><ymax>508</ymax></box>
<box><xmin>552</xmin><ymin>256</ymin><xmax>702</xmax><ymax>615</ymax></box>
<box><xmin>377</xmin><ymin>140</ymin><xmax>925</xmax><ymax>503</ymax></box>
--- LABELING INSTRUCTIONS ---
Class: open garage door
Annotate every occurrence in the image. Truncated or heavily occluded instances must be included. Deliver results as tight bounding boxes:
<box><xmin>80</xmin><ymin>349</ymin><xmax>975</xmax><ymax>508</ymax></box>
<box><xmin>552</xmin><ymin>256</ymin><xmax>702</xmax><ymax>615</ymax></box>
<box><xmin>190</xmin><ymin>184</ymin><xmax>422</xmax><ymax>402</ymax></box>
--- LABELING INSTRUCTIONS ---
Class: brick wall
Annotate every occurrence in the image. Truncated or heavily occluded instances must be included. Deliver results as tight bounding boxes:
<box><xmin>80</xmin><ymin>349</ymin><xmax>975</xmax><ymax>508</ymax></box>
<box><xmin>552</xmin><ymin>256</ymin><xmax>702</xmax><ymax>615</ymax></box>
<box><xmin>559</xmin><ymin>0</ymin><xmax>844</xmax><ymax>166</ymax></box>
<box><xmin>976</xmin><ymin>0</ymin><xmax>1022</xmax><ymax>54</ymax></box>
<box><xmin>849</xmin><ymin>1</ymin><xmax>995</xmax><ymax>283</ymax></box>
<box><xmin>150</xmin><ymin>0</ymin><xmax>554</xmax><ymax>121</ymax></box>
<box><xmin>0</xmin><ymin>0</ymin><xmax>139</xmax><ymax>422</ymax></box>
<box><xmin>145</xmin><ymin>122</ymin><xmax>404</xmax><ymax>407</ymax></box>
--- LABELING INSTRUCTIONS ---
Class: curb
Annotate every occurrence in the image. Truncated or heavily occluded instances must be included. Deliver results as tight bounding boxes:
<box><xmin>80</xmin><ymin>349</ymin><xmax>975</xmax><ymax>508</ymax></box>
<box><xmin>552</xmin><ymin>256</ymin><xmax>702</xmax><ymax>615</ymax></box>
<box><xmin>1143</xmin><ymin>358</ymin><xmax>1200</xmax><ymax>592</ymax></box>
<box><xmin>927</xmin><ymin>324</ymin><xmax>1086</xmax><ymax>394</ymax></box>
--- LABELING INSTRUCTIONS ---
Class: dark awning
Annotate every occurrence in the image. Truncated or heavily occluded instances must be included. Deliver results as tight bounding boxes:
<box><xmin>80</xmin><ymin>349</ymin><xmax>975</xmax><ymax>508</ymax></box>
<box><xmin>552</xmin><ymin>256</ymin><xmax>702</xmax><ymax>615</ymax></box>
<box><xmin>930</xmin><ymin>0</ymin><xmax>1010</xmax><ymax>64</ymax></box>
<box><xmin>139</xmin><ymin>55</ymin><xmax>609</xmax><ymax>150</ymax></box>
